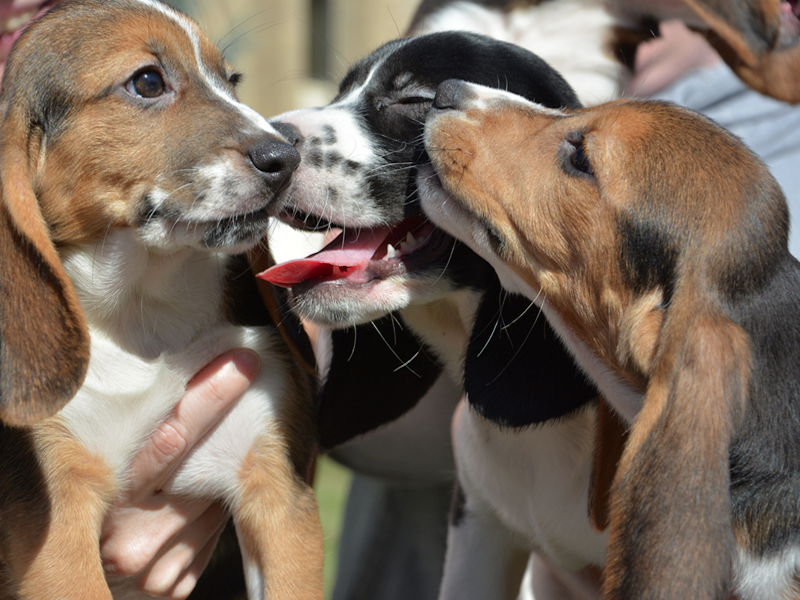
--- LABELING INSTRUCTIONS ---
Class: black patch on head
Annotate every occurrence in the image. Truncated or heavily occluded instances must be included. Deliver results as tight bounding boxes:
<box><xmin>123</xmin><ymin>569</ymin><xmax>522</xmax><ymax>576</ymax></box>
<box><xmin>617</xmin><ymin>214</ymin><xmax>678</xmax><ymax>306</ymax></box>
<box><xmin>324</xmin><ymin>30</ymin><xmax>582</xmax><ymax>225</ymax></box>
<box><xmin>465</xmin><ymin>276</ymin><xmax>598</xmax><ymax>428</ymax></box>
<box><xmin>316</xmin><ymin>314</ymin><xmax>443</xmax><ymax>450</ymax></box>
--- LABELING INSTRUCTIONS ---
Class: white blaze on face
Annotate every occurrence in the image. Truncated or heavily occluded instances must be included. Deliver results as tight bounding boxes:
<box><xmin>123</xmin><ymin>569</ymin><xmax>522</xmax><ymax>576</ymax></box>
<box><xmin>134</xmin><ymin>0</ymin><xmax>280</xmax><ymax>139</ymax></box>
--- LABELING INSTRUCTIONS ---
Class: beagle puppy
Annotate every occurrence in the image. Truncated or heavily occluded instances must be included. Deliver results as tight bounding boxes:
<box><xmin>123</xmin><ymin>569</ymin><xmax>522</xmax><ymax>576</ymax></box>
<box><xmin>420</xmin><ymin>80</ymin><xmax>800</xmax><ymax>599</ymax></box>
<box><xmin>0</xmin><ymin>1</ymin><xmax>322</xmax><ymax>598</ymax></box>
<box><xmin>410</xmin><ymin>0</ymin><xmax>800</xmax><ymax>104</ymax></box>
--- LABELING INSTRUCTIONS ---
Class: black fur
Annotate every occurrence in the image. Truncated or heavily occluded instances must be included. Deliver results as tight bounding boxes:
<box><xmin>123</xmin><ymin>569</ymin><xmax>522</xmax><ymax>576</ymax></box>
<box><xmin>465</xmin><ymin>276</ymin><xmax>598</xmax><ymax>427</ymax></box>
<box><xmin>297</xmin><ymin>32</ymin><xmax>589</xmax><ymax>444</ymax></box>
<box><xmin>728</xmin><ymin>256</ymin><xmax>800</xmax><ymax>557</ymax></box>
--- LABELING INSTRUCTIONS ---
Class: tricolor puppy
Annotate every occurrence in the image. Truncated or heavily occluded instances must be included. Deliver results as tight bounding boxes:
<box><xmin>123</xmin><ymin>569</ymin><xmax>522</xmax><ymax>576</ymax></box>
<box><xmin>421</xmin><ymin>80</ymin><xmax>800</xmax><ymax>599</ymax></box>
<box><xmin>0</xmin><ymin>1</ymin><xmax>322</xmax><ymax>598</ymax></box>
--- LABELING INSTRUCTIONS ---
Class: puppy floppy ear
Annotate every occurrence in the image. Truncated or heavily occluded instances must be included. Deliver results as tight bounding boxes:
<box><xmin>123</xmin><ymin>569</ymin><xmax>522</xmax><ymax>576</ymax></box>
<box><xmin>604</xmin><ymin>301</ymin><xmax>749</xmax><ymax>599</ymax></box>
<box><xmin>465</xmin><ymin>274</ymin><xmax>597</xmax><ymax>427</ymax></box>
<box><xmin>684</xmin><ymin>0</ymin><xmax>800</xmax><ymax>103</ymax></box>
<box><xmin>0</xmin><ymin>100</ymin><xmax>90</xmax><ymax>426</ymax></box>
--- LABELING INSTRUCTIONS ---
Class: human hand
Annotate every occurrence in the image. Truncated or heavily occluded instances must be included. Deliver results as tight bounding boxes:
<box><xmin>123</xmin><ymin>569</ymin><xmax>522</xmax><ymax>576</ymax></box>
<box><xmin>625</xmin><ymin>20</ymin><xmax>722</xmax><ymax>97</ymax></box>
<box><xmin>100</xmin><ymin>349</ymin><xmax>260</xmax><ymax>598</ymax></box>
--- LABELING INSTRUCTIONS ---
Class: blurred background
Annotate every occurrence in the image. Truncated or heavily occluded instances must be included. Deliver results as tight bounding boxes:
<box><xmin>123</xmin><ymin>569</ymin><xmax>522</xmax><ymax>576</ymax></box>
<box><xmin>169</xmin><ymin>0</ymin><xmax>416</xmax><ymax>117</ymax></box>
<box><xmin>163</xmin><ymin>2</ymin><xmax>418</xmax><ymax>596</ymax></box>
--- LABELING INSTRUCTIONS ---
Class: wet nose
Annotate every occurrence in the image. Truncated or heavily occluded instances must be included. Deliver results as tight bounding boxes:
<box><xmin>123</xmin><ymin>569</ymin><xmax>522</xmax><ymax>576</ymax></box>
<box><xmin>249</xmin><ymin>135</ymin><xmax>301</xmax><ymax>192</ymax></box>
<box><xmin>433</xmin><ymin>79</ymin><xmax>473</xmax><ymax>111</ymax></box>
<box><xmin>271</xmin><ymin>121</ymin><xmax>303</xmax><ymax>147</ymax></box>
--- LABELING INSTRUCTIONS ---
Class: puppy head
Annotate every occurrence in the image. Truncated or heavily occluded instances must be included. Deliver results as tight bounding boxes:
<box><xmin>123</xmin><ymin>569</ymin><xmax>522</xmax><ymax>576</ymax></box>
<box><xmin>4</xmin><ymin>0</ymin><xmax>299</xmax><ymax>254</ymax></box>
<box><xmin>422</xmin><ymin>82</ymin><xmax>786</xmax><ymax>382</ymax></box>
<box><xmin>259</xmin><ymin>31</ymin><xmax>580</xmax><ymax>327</ymax></box>
<box><xmin>0</xmin><ymin>0</ymin><xmax>298</xmax><ymax>425</ymax></box>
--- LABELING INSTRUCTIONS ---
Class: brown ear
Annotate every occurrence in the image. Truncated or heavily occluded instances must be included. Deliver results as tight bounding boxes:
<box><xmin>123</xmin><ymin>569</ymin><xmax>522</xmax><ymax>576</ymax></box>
<box><xmin>604</xmin><ymin>305</ymin><xmax>749</xmax><ymax>598</ymax></box>
<box><xmin>684</xmin><ymin>0</ymin><xmax>800</xmax><ymax>103</ymax></box>
<box><xmin>588</xmin><ymin>398</ymin><xmax>628</xmax><ymax>532</ymax></box>
<box><xmin>0</xmin><ymin>102</ymin><xmax>89</xmax><ymax>426</ymax></box>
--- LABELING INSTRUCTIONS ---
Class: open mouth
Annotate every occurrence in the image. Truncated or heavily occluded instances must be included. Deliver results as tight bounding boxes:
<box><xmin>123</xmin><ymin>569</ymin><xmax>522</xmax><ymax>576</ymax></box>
<box><xmin>258</xmin><ymin>214</ymin><xmax>454</xmax><ymax>289</ymax></box>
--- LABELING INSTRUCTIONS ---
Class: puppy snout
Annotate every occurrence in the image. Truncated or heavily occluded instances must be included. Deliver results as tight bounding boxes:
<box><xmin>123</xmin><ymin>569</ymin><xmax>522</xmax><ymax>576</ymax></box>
<box><xmin>433</xmin><ymin>79</ymin><xmax>473</xmax><ymax>111</ymax></box>
<box><xmin>271</xmin><ymin>121</ymin><xmax>303</xmax><ymax>147</ymax></box>
<box><xmin>249</xmin><ymin>137</ymin><xmax>301</xmax><ymax>192</ymax></box>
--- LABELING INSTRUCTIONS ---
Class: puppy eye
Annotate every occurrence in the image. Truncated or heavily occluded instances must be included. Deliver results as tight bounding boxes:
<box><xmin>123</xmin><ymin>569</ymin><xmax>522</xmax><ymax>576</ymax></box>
<box><xmin>562</xmin><ymin>131</ymin><xmax>594</xmax><ymax>179</ymax></box>
<box><xmin>398</xmin><ymin>96</ymin><xmax>432</xmax><ymax>106</ymax></box>
<box><xmin>129</xmin><ymin>69</ymin><xmax>166</xmax><ymax>98</ymax></box>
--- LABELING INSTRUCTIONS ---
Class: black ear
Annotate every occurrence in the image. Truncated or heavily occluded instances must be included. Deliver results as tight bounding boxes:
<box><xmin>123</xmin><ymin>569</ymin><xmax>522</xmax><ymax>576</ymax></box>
<box><xmin>316</xmin><ymin>313</ymin><xmax>443</xmax><ymax>450</ymax></box>
<box><xmin>465</xmin><ymin>275</ymin><xmax>596</xmax><ymax>428</ymax></box>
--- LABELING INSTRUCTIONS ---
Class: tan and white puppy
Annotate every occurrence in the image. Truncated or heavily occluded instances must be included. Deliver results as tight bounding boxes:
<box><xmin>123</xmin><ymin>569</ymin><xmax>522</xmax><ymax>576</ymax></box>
<box><xmin>421</xmin><ymin>80</ymin><xmax>800</xmax><ymax>599</ymax></box>
<box><xmin>0</xmin><ymin>1</ymin><xmax>322</xmax><ymax>599</ymax></box>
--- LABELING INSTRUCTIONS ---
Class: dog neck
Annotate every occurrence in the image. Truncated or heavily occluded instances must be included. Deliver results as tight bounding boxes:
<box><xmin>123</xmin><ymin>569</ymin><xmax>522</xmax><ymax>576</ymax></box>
<box><xmin>400</xmin><ymin>288</ymin><xmax>483</xmax><ymax>383</ymax></box>
<box><xmin>61</xmin><ymin>228</ymin><xmax>228</xmax><ymax>360</ymax></box>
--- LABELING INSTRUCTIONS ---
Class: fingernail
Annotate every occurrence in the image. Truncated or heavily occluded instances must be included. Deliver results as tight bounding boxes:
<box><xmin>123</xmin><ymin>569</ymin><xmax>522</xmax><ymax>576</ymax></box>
<box><xmin>232</xmin><ymin>349</ymin><xmax>261</xmax><ymax>380</ymax></box>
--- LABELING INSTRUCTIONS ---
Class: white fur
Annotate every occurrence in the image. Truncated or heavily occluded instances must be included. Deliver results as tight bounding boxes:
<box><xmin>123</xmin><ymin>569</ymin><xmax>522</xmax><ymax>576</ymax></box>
<box><xmin>457</xmin><ymin>406</ymin><xmax>606</xmax><ymax>569</ymax></box>
<box><xmin>413</xmin><ymin>0</ymin><xmax>628</xmax><ymax>107</ymax></box>
<box><xmin>59</xmin><ymin>229</ymin><xmax>286</xmax><ymax>504</ymax></box>
<box><xmin>276</xmin><ymin>105</ymin><xmax>392</xmax><ymax>228</ymax></box>
<box><xmin>439</xmin><ymin>406</ymin><xmax>606</xmax><ymax>600</ymax></box>
<box><xmin>733</xmin><ymin>547</ymin><xmax>800</xmax><ymax>600</ymax></box>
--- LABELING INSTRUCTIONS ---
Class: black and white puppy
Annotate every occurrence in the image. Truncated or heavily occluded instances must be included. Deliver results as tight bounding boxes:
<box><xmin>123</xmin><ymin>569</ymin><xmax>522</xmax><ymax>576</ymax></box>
<box><xmin>259</xmin><ymin>32</ymin><xmax>606</xmax><ymax>599</ymax></box>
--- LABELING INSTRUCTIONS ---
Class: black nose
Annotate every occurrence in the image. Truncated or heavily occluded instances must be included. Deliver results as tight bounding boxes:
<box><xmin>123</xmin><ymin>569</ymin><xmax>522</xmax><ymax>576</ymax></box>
<box><xmin>249</xmin><ymin>136</ymin><xmax>301</xmax><ymax>192</ymax></box>
<box><xmin>433</xmin><ymin>79</ymin><xmax>470</xmax><ymax>111</ymax></box>
<box><xmin>271</xmin><ymin>121</ymin><xmax>303</xmax><ymax>147</ymax></box>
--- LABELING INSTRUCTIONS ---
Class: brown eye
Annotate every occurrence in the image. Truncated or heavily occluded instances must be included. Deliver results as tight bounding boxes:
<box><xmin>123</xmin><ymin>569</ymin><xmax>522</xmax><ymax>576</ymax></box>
<box><xmin>131</xmin><ymin>69</ymin><xmax>166</xmax><ymax>98</ymax></box>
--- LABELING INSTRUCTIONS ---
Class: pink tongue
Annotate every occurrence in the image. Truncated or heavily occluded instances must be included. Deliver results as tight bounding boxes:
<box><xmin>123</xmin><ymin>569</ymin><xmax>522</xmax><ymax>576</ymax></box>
<box><xmin>258</xmin><ymin>226</ymin><xmax>392</xmax><ymax>287</ymax></box>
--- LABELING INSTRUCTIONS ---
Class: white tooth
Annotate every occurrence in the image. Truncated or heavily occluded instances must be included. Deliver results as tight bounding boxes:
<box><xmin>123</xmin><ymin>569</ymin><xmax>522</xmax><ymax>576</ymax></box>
<box><xmin>406</xmin><ymin>232</ymin><xmax>417</xmax><ymax>248</ymax></box>
<box><xmin>386</xmin><ymin>244</ymin><xmax>397</xmax><ymax>259</ymax></box>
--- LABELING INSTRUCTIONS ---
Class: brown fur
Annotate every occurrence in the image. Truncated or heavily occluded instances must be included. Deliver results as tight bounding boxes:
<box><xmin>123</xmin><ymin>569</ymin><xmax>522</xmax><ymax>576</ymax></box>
<box><xmin>425</xmin><ymin>91</ymin><xmax>785</xmax><ymax>597</ymax></box>
<box><xmin>684</xmin><ymin>0</ymin><xmax>800</xmax><ymax>104</ymax></box>
<box><xmin>236</xmin><ymin>438</ymin><xmax>323</xmax><ymax>600</ymax></box>
<box><xmin>0</xmin><ymin>1</ymin><xmax>320</xmax><ymax>598</ymax></box>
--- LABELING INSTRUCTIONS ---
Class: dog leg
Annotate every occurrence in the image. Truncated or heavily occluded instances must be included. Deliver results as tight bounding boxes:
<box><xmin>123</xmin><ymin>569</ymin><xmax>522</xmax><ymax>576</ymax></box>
<box><xmin>439</xmin><ymin>478</ymin><xmax>529</xmax><ymax>600</ymax></box>
<box><xmin>2</xmin><ymin>423</ymin><xmax>115</xmax><ymax>600</ymax></box>
<box><xmin>234</xmin><ymin>437</ymin><xmax>323</xmax><ymax>600</ymax></box>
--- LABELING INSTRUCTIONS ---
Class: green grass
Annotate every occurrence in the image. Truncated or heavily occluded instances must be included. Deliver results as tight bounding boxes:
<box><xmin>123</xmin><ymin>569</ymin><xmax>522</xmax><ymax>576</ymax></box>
<box><xmin>314</xmin><ymin>456</ymin><xmax>353</xmax><ymax>599</ymax></box>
